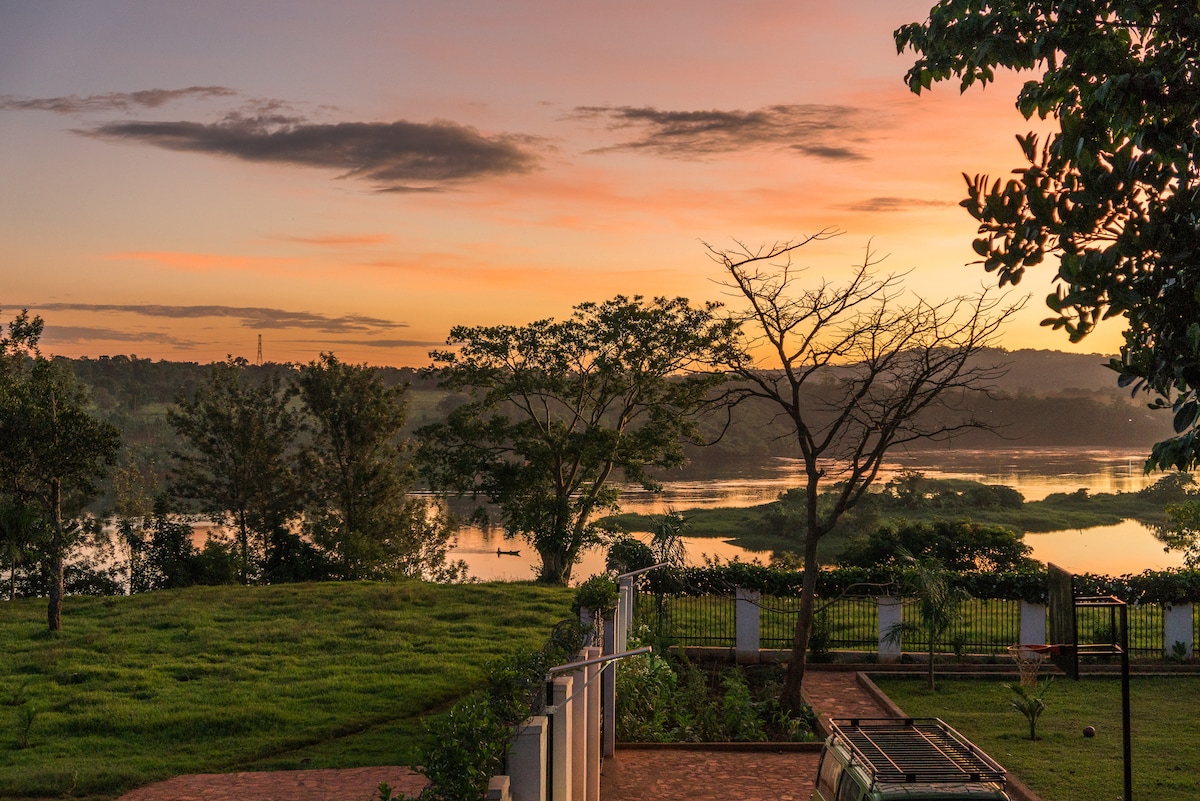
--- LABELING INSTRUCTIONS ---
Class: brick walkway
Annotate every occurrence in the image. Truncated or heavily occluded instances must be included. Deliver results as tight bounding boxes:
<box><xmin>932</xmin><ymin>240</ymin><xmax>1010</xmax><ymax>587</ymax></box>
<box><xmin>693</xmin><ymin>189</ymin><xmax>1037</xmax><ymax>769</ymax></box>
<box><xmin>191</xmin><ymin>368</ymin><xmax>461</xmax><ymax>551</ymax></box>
<box><xmin>115</xmin><ymin>766</ymin><xmax>427</xmax><ymax>801</ymax></box>
<box><xmin>117</xmin><ymin>671</ymin><xmax>893</xmax><ymax>801</ymax></box>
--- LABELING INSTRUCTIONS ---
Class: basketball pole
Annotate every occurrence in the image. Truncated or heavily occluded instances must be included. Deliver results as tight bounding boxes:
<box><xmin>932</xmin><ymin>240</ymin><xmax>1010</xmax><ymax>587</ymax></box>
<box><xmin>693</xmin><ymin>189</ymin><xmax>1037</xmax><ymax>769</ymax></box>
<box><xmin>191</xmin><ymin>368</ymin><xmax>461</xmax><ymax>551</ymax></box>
<box><xmin>1120</xmin><ymin>604</ymin><xmax>1131</xmax><ymax>801</ymax></box>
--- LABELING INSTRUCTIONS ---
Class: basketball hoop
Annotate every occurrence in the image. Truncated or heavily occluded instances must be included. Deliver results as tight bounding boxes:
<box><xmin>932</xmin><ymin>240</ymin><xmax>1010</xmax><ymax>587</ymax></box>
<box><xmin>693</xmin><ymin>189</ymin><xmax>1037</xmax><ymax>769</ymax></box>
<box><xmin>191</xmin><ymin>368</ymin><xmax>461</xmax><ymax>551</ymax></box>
<box><xmin>1008</xmin><ymin>644</ymin><xmax>1052</xmax><ymax>687</ymax></box>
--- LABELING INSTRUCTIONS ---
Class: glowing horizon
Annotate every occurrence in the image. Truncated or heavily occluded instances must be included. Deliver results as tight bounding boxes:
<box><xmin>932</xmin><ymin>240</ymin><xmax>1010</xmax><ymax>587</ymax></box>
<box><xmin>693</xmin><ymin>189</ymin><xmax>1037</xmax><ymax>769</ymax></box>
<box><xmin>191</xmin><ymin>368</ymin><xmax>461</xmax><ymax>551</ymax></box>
<box><xmin>0</xmin><ymin>1</ymin><xmax>1125</xmax><ymax>369</ymax></box>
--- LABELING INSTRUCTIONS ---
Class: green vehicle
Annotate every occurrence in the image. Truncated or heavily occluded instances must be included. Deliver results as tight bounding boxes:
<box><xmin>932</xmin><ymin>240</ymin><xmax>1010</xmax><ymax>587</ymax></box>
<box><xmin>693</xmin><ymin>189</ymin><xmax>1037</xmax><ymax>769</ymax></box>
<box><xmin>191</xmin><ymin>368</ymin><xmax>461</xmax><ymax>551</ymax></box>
<box><xmin>812</xmin><ymin>718</ymin><xmax>1010</xmax><ymax>801</ymax></box>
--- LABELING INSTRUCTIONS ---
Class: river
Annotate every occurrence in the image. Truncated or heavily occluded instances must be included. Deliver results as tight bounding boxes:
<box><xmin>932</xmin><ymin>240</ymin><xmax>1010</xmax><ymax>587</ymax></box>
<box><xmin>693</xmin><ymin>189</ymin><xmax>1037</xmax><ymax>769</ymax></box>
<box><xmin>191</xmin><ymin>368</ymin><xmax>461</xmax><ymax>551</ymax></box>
<box><xmin>448</xmin><ymin>447</ymin><xmax>1188</xmax><ymax>582</ymax></box>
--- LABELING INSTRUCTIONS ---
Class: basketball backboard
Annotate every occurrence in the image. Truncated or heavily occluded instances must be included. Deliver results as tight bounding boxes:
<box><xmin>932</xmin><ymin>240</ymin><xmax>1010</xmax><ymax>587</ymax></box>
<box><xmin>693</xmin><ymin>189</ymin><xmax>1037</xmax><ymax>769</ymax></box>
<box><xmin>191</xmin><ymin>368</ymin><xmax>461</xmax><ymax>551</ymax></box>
<box><xmin>1047</xmin><ymin>563</ymin><xmax>1079</xmax><ymax>679</ymax></box>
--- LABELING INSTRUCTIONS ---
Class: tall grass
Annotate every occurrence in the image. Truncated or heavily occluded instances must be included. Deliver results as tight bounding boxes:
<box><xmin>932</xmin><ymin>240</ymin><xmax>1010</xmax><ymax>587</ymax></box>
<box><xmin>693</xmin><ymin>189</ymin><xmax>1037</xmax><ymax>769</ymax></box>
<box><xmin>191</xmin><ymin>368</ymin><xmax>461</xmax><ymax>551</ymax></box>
<box><xmin>0</xmin><ymin>580</ymin><xmax>573</xmax><ymax>800</ymax></box>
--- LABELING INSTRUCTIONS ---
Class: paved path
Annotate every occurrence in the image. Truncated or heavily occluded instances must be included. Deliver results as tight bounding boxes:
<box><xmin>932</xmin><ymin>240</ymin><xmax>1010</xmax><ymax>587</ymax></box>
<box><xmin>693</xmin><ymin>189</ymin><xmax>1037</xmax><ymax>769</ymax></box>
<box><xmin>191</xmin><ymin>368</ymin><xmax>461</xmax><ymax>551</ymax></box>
<box><xmin>117</xmin><ymin>671</ymin><xmax>892</xmax><ymax>801</ymax></box>
<box><xmin>598</xmin><ymin>669</ymin><xmax>896</xmax><ymax>801</ymax></box>
<box><xmin>115</xmin><ymin>766</ymin><xmax>427</xmax><ymax>801</ymax></box>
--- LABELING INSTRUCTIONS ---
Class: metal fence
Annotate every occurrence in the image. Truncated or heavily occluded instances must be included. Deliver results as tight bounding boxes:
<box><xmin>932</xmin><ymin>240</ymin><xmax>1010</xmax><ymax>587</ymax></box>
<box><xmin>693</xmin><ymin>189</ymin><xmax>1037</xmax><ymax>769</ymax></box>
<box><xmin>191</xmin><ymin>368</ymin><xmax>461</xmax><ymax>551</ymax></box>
<box><xmin>635</xmin><ymin>593</ymin><xmax>737</xmax><ymax>647</ymax></box>
<box><xmin>636</xmin><ymin>591</ymin><xmax>1194</xmax><ymax>658</ymax></box>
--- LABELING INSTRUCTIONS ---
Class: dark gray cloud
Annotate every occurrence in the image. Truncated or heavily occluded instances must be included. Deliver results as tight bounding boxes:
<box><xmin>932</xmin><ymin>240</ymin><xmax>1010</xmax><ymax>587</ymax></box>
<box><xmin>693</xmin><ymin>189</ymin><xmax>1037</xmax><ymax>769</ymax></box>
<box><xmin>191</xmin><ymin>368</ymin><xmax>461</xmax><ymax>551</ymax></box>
<box><xmin>842</xmin><ymin>196</ymin><xmax>956</xmax><ymax>213</ymax></box>
<box><xmin>39</xmin><ymin>325</ymin><xmax>199</xmax><ymax>347</ymax></box>
<box><xmin>83</xmin><ymin>113</ymin><xmax>541</xmax><ymax>190</ymax></box>
<box><xmin>573</xmin><ymin>104</ymin><xmax>870</xmax><ymax>160</ymax></box>
<box><xmin>27</xmin><ymin>303</ymin><xmax>407</xmax><ymax>334</ymax></box>
<box><xmin>791</xmin><ymin>144</ymin><xmax>867</xmax><ymax>162</ymax></box>
<box><xmin>0</xmin><ymin>86</ymin><xmax>235</xmax><ymax>114</ymax></box>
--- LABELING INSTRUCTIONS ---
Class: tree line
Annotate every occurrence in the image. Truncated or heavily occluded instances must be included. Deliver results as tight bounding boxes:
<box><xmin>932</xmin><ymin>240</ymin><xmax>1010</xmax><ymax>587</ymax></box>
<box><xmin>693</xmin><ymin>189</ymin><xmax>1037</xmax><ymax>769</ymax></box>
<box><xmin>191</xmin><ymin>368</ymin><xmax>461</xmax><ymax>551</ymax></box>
<box><xmin>0</xmin><ymin>321</ymin><xmax>466</xmax><ymax>631</ymax></box>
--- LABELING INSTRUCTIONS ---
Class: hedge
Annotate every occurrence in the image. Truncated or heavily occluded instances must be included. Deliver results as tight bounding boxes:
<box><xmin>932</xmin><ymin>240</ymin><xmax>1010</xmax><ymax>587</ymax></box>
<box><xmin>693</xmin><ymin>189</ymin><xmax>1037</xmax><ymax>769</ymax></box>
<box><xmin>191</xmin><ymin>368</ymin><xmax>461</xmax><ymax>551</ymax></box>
<box><xmin>640</xmin><ymin>564</ymin><xmax>1200</xmax><ymax>606</ymax></box>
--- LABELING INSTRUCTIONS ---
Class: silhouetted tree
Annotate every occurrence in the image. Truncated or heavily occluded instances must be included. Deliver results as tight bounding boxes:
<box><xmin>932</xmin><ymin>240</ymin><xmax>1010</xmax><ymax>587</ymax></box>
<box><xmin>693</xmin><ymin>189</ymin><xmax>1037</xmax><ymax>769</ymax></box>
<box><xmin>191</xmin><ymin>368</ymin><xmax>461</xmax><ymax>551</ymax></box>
<box><xmin>297</xmin><ymin>353</ymin><xmax>462</xmax><ymax>580</ymax></box>
<box><xmin>420</xmin><ymin>295</ymin><xmax>739</xmax><ymax>584</ymax></box>
<box><xmin>0</xmin><ymin>310</ymin><xmax>120</xmax><ymax>629</ymax></box>
<box><xmin>168</xmin><ymin>357</ymin><xmax>303</xmax><ymax>584</ymax></box>
<box><xmin>709</xmin><ymin>232</ymin><xmax>1020</xmax><ymax>712</ymax></box>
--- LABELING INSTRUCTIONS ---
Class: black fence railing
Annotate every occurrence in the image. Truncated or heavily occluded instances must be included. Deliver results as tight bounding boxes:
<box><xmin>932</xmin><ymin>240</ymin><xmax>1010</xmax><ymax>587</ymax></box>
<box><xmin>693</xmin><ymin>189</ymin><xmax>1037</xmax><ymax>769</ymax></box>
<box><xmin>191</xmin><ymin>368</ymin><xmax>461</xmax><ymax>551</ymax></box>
<box><xmin>636</xmin><ymin>593</ymin><xmax>737</xmax><ymax>647</ymax></box>
<box><xmin>635</xmin><ymin>591</ymin><xmax>1192</xmax><ymax>658</ymax></box>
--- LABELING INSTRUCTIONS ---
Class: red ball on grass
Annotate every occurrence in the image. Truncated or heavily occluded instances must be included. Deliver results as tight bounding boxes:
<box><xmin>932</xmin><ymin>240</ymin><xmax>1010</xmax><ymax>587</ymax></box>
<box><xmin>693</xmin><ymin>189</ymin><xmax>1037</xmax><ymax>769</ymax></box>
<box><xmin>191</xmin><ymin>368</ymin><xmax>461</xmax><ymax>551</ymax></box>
<box><xmin>1083</xmin><ymin>725</ymin><xmax>1096</xmax><ymax>737</ymax></box>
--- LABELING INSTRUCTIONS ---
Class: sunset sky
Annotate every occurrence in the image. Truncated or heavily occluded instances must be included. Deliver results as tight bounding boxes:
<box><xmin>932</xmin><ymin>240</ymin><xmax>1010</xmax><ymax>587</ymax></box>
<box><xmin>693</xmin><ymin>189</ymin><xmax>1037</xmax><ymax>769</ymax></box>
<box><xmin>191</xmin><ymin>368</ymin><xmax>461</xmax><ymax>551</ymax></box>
<box><xmin>0</xmin><ymin>1</ymin><xmax>1124</xmax><ymax>367</ymax></box>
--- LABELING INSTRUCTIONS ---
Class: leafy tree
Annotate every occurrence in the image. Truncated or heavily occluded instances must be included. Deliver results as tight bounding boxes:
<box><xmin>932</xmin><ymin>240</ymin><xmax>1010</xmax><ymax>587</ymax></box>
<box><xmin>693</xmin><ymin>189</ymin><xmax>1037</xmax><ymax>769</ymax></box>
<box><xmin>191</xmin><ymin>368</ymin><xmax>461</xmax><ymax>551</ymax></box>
<box><xmin>896</xmin><ymin>1</ymin><xmax>1200</xmax><ymax>471</ymax></box>
<box><xmin>837</xmin><ymin>520</ymin><xmax>1034</xmax><ymax>572</ymax></box>
<box><xmin>420</xmin><ymin>295</ymin><xmax>738</xmax><ymax>584</ymax></box>
<box><xmin>0</xmin><ymin>310</ymin><xmax>120</xmax><ymax>630</ymax></box>
<box><xmin>140</xmin><ymin>511</ymin><xmax>202</xmax><ymax>589</ymax></box>
<box><xmin>709</xmin><ymin>233</ymin><xmax>1020</xmax><ymax>711</ymax></box>
<box><xmin>296</xmin><ymin>353</ymin><xmax>460</xmax><ymax>580</ymax></box>
<box><xmin>168</xmin><ymin>357</ymin><xmax>303</xmax><ymax>584</ymax></box>
<box><xmin>111</xmin><ymin>460</ymin><xmax>159</xmax><ymax>592</ymax></box>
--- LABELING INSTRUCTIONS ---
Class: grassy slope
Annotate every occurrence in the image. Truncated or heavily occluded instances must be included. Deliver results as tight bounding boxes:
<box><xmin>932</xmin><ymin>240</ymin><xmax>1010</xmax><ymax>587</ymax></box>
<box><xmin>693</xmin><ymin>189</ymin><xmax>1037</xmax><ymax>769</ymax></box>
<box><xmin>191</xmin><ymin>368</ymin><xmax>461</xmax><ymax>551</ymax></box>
<box><xmin>0</xmin><ymin>581</ymin><xmax>573</xmax><ymax>801</ymax></box>
<box><xmin>875</xmin><ymin>676</ymin><xmax>1200</xmax><ymax>801</ymax></box>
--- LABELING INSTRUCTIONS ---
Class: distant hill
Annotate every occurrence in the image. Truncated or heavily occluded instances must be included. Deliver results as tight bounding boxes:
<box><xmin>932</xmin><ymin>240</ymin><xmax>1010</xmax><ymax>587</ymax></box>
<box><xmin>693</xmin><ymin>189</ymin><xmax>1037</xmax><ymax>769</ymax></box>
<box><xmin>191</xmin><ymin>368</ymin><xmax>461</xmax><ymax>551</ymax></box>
<box><xmin>975</xmin><ymin>347</ymin><xmax>1124</xmax><ymax>398</ymax></box>
<box><xmin>57</xmin><ymin>349</ymin><xmax>1172</xmax><ymax>489</ymax></box>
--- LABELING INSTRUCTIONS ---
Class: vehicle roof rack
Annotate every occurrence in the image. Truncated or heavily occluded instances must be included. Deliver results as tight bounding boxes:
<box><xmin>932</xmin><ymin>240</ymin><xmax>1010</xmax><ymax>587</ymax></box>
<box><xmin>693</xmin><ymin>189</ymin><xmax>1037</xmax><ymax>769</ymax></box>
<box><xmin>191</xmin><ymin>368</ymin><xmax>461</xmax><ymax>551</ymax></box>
<box><xmin>829</xmin><ymin>718</ymin><xmax>1006</xmax><ymax>786</ymax></box>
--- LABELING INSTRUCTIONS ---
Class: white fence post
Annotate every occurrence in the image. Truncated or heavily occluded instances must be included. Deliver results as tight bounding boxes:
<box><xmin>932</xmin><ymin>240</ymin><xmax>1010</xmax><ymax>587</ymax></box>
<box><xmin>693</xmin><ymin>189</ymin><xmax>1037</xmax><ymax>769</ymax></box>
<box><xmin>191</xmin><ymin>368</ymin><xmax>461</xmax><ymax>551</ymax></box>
<box><xmin>508</xmin><ymin>716</ymin><xmax>547</xmax><ymax>801</ymax></box>
<box><xmin>1020</xmin><ymin>601</ymin><xmax>1047</xmax><ymax>646</ymax></box>
<box><xmin>617</xmin><ymin>576</ymin><xmax>634</xmax><ymax>653</ymax></box>
<box><xmin>569</xmin><ymin>655</ymin><xmax>588</xmax><ymax>801</ymax></box>
<box><xmin>735</xmin><ymin>587</ymin><xmax>761</xmax><ymax>664</ymax></box>
<box><xmin>1164</xmin><ymin>603</ymin><xmax>1194</xmax><ymax>658</ymax></box>
<box><xmin>602</xmin><ymin>612</ymin><xmax>616</xmax><ymax>757</ymax></box>
<box><xmin>878</xmin><ymin>596</ymin><xmax>902</xmax><ymax>662</ymax></box>
<box><xmin>584</xmin><ymin>646</ymin><xmax>601</xmax><ymax>801</ymax></box>
<box><xmin>548</xmin><ymin>677</ymin><xmax>573</xmax><ymax>801</ymax></box>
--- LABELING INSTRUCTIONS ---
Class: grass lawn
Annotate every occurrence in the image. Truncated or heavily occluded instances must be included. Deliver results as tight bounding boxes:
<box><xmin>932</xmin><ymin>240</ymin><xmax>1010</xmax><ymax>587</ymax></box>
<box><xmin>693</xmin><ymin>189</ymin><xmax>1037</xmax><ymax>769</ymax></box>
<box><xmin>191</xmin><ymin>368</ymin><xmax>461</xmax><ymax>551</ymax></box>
<box><xmin>874</xmin><ymin>675</ymin><xmax>1200</xmax><ymax>801</ymax></box>
<box><xmin>0</xmin><ymin>580</ymin><xmax>573</xmax><ymax>801</ymax></box>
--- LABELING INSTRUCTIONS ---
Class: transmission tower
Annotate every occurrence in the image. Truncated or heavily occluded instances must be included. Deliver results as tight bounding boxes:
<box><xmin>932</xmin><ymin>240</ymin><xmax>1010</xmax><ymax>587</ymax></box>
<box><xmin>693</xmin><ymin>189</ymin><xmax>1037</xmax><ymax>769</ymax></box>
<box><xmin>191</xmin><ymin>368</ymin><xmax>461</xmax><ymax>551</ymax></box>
<box><xmin>256</xmin><ymin>334</ymin><xmax>262</xmax><ymax>365</ymax></box>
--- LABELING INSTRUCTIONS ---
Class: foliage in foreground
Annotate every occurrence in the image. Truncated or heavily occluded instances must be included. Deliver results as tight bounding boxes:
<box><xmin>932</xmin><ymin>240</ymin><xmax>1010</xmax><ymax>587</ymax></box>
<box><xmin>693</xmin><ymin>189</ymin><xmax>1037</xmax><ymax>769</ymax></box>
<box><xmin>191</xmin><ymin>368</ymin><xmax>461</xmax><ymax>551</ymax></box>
<box><xmin>0</xmin><ymin>580</ymin><xmax>572</xmax><ymax>801</ymax></box>
<box><xmin>397</xmin><ymin>620</ymin><xmax>585</xmax><ymax>801</ymax></box>
<box><xmin>878</xmin><ymin>677</ymin><xmax>1200</xmax><ymax>801</ymax></box>
<box><xmin>615</xmin><ymin>643</ymin><xmax>816</xmax><ymax>743</ymax></box>
<box><xmin>897</xmin><ymin>1</ymin><xmax>1200</xmax><ymax>472</ymax></box>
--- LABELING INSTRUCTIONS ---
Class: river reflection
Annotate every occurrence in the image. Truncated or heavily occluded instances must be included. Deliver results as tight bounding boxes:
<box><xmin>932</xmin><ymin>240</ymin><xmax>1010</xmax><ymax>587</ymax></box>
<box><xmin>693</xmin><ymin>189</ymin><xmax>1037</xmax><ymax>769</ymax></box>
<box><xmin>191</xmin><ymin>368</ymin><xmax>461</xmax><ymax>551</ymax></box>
<box><xmin>447</xmin><ymin>448</ymin><xmax>1187</xmax><ymax>582</ymax></box>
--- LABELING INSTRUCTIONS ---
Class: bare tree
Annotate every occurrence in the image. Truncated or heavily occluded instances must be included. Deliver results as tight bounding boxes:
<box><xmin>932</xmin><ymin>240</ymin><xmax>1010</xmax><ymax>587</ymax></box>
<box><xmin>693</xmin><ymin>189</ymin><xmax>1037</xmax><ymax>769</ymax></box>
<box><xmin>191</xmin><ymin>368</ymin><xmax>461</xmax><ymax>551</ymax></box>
<box><xmin>708</xmin><ymin>230</ymin><xmax>1023</xmax><ymax>712</ymax></box>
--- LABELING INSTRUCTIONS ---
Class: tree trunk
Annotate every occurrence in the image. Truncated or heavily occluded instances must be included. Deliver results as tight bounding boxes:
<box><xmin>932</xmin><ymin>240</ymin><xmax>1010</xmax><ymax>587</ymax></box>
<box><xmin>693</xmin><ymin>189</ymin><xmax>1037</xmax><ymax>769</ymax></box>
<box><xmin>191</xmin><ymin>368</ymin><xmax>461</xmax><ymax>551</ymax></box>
<box><xmin>781</xmin><ymin>531</ymin><xmax>822</xmax><ymax>714</ymax></box>
<box><xmin>537</xmin><ymin>544</ymin><xmax>571</xmax><ymax>585</ymax></box>
<box><xmin>237</xmin><ymin>511</ymin><xmax>250</xmax><ymax>585</ymax></box>
<box><xmin>47</xmin><ymin>477</ymin><xmax>63</xmax><ymax>632</ymax></box>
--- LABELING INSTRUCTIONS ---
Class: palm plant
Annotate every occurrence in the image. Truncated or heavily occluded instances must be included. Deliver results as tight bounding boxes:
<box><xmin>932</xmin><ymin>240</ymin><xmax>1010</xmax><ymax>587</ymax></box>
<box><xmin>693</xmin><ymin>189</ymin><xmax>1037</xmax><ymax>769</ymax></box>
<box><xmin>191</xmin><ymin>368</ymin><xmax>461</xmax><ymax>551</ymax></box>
<box><xmin>884</xmin><ymin>550</ymin><xmax>966</xmax><ymax>690</ymax></box>
<box><xmin>1005</xmin><ymin>679</ymin><xmax>1052</xmax><ymax>740</ymax></box>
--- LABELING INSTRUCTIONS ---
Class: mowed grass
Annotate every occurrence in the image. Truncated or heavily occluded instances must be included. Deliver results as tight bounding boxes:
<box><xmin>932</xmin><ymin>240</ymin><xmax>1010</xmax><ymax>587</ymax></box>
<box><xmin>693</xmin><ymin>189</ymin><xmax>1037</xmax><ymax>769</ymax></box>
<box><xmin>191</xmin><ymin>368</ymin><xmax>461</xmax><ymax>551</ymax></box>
<box><xmin>0</xmin><ymin>580</ymin><xmax>573</xmax><ymax>801</ymax></box>
<box><xmin>875</xmin><ymin>675</ymin><xmax>1200</xmax><ymax>801</ymax></box>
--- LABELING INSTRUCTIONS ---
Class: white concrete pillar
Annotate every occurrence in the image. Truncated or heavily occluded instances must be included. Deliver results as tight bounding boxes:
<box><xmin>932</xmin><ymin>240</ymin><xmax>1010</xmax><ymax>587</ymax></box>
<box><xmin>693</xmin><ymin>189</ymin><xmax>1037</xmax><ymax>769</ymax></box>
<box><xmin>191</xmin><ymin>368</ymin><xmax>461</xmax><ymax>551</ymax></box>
<box><xmin>602</xmin><ymin>612</ymin><xmax>616</xmax><ymax>758</ymax></box>
<box><xmin>1164</xmin><ymin>603</ymin><xmax>1194</xmax><ymax>658</ymax></box>
<box><xmin>508</xmin><ymin>716</ymin><xmax>547</xmax><ymax>801</ymax></box>
<box><xmin>549</xmin><ymin>676</ymin><xmax>573</xmax><ymax>801</ymax></box>
<box><xmin>584</xmin><ymin>646</ymin><xmax>601</xmax><ymax>801</ymax></box>
<box><xmin>617</xmin><ymin>576</ymin><xmax>634</xmax><ymax>652</ymax></box>
<box><xmin>878</xmin><ymin>596</ymin><xmax>903</xmax><ymax>662</ymax></box>
<box><xmin>1020</xmin><ymin>601</ymin><xmax>1047</xmax><ymax>646</ymax></box>
<box><xmin>569</xmin><ymin>655</ymin><xmax>588</xmax><ymax>801</ymax></box>
<box><xmin>735</xmin><ymin>587</ymin><xmax>761</xmax><ymax>665</ymax></box>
